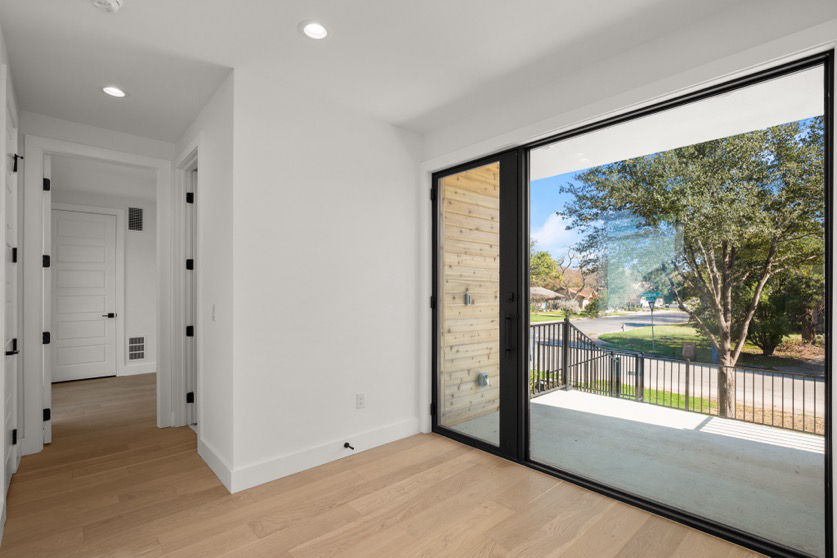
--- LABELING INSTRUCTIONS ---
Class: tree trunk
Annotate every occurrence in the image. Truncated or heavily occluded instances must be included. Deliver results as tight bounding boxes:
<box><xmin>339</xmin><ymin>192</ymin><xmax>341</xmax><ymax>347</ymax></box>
<box><xmin>717</xmin><ymin>365</ymin><xmax>736</xmax><ymax>418</ymax></box>
<box><xmin>801</xmin><ymin>308</ymin><xmax>816</xmax><ymax>344</ymax></box>
<box><xmin>717</xmin><ymin>326</ymin><xmax>735</xmax><ymax>418</ymax></box>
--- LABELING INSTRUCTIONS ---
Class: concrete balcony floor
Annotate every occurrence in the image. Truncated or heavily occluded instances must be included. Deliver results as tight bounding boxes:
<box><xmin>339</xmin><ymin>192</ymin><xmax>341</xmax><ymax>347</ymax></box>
<box><xmin>454</xmin><ymin>390</ymin><xmax>825</xmax><ymax>557</ymax></box>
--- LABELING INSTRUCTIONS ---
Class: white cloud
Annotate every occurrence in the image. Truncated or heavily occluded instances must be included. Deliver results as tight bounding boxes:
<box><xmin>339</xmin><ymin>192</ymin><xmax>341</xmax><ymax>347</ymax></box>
<box><xmin>531</xmin><ymin>213</ymin><xmax>582</xmax><ymax>258</ymax></box>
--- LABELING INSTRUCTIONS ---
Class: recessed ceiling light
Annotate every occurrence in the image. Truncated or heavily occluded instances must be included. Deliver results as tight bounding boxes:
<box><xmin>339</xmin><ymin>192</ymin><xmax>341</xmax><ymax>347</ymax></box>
<box><xmin>102</xmin><ymin>86</ymin><xmax>127</xmax><ymax>98</ymax></box>
<box><xmin>299</xmin><ymin>21</ymin><xmax>328</xmax><ymax>40</ymax></box>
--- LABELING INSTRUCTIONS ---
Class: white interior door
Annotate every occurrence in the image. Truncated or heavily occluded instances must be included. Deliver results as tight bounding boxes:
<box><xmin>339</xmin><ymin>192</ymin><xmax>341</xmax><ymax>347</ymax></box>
<box><xmin>51</xmin><ymin>209</ymin><xmax>117</xmax><ymax>382</ymax></box>
<box><xmin>4</xmin><ymin>103</ymin><xmax>20</xmax><ymax>487</ymax></box>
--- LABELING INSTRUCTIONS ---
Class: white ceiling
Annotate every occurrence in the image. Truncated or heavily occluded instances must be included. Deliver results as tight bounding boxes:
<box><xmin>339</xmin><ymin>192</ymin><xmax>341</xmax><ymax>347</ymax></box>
<box><xmin>0</xmin><ymin>0</ymin><xmax>834</xmax><ymax>142</ymax></box>
<box><xmin>531</xmin><ymin>67</ymin><xmax>825</xmax><ymax>181</ymax></box>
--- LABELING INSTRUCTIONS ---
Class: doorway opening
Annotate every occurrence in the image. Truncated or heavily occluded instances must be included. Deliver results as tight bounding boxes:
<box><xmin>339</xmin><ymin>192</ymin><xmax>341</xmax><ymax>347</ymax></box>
<box><xmin>46</xmin><ymin>154</ymin><xmax>158</xmax><ymax>434</ymax></box>
<box><xmin>21</xmin><ymin>135</ymin><xmax>176</xmax><ymax>458</ymax></box>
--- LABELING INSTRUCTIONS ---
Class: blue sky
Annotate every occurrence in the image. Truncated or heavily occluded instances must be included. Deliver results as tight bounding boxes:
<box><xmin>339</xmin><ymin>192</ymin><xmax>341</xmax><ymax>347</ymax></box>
<box><xmin>530</xmin><ymin>172</ymin><xmax>584</xmax><ymax>262</ymax></box>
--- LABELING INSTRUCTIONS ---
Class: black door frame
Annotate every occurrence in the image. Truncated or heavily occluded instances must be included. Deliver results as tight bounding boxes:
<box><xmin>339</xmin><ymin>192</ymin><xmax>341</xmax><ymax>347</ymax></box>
<box><xmin>431</xmin><ymin>50</ymin><xmax>833</xmax><ymax>558</ymax></box>
<box><xmin>431</xmin><ymin>149</ymin><xmax>522</xmax><ymax>461</ymax></box>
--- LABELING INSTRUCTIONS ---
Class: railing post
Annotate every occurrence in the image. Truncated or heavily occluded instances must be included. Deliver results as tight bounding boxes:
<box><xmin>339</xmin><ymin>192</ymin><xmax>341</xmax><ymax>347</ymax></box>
<box><xmin>684</xmin><ymin>359</ymin><xmax>691</xmax><ymax>411</ymax></box>
<box><xmin>635</xmin><ymin>352</ymin><xmax>644</xmax><ymax>401</ymax></box>
<box><xmin>562</xmin><ymin>316</ymin><xmax>570</xmax><ymax>390</ymax></box>
<box><xmin>611</xmin><ymin>353</ymin><xmax>621</xmax><ymax>397</ymax></box>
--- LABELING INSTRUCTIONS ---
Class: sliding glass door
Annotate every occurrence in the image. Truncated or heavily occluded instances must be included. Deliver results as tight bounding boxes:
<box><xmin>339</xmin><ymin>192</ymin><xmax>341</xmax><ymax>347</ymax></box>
<box><xmin>432</xmin><ymin>151</ymin><xmax>521</xmax><ymax>458</ymax></box>
<box><xmin>432</xmin><ymin>51</ymin><xmax>832</xmax><ymax>558</ymax></box>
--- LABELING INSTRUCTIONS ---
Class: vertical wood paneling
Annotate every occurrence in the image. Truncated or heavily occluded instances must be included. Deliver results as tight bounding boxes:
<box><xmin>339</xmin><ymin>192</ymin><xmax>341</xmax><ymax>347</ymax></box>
<box><xmin>439</xmin><ymin>163</ymin><xmax>501</xmax><ymax>427</ymax></box>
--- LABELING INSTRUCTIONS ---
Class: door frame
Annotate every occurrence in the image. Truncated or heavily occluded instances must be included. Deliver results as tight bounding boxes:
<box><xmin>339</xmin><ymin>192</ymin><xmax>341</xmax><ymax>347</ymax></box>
<box><xmin>22</xmin><ymin>135</ymin><xmax>174</xmax><ymax>456</ymax></box>
<box><xmin>430</xmin><ymin>149</ymin><xmax>523</xmax><ymax>461</ymax></box>
<box><xmin>173</xmin><ymin>140</ymin><xmax>200</xmax><ymax>429</ymax></box>
<box><xmin>50</xmin><ymin>204</ymin><xmax>126</xmax><ymax>380</ymax></box>
<box><xmin>428</xmin><ymin>50</ymin><xmax>834</xmax><ymax>558</ymax></box>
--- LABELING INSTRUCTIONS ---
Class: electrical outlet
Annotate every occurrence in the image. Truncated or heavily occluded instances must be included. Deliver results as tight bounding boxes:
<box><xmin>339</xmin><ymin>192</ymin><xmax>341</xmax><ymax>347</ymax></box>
<box><xmin>356</xmin><ymin>393</ymin><xmax>365</xmax><ymax>409</ymax></box>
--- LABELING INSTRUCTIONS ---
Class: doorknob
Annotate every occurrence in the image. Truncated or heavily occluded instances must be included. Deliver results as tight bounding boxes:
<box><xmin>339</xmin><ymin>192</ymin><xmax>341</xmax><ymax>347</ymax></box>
<box><xmin>102</xmin><ymin>313</ymin><xmax>117</xmax><ymax>318</ymax></box>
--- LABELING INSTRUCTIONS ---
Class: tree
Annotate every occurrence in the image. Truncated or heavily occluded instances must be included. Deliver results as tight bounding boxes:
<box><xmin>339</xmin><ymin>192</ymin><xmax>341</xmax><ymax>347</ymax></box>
<box><xmin>559</xmin><ymin>117</ymin><xmax>825</xmax><ymax>417</ymax></box>
<box><xmin>746</xmin><ymin>284</ymin><xmax>792</xmax><ymax>356</ymax></box>
<box><xmin>583</xmin><ymin>297</ymin><xmax>602</xmax><ymax>318</ymax></box>
<box><xmin>782</xmin><ymin>267</ymin><xmax>825</xmax><ymax>344</ymax></box>
<box><xmin>530</xmin><ymin>249</ymin><xmax>558</xmax><ymax>288</ymax></box>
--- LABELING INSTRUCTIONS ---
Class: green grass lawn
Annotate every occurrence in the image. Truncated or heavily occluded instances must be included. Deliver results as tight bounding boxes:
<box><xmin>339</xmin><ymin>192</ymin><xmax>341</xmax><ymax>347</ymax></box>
<box><xmin>599</xmin><ymin>323</ymin><xmax>819</xmax><ymax>371</ymax></box>
<box><xmin>599</xmin><ymin>324</ymin><xmax>711</xmax><ymax>360</ymax></box>
<box><xmin>529</xmin><ymin>372</ymin><xmax>715</xmax><ymax>413</ymax></box>
<box><xmin>530</xmin><ymin>311</ymin><xmax>566</xmax><ymax>323</ymax></box>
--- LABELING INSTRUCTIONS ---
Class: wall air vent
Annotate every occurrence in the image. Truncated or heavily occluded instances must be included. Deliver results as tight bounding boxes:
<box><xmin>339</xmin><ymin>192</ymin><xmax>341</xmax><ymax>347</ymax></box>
<box><xmin>128</xmin><ymin>337</ymin><xmax>145</xmax><ymax>360</ymax></box>
<box><xmin>128</xmin><ymin>207</ymin><xmax>143</xmax><ymax>231</ymax></box>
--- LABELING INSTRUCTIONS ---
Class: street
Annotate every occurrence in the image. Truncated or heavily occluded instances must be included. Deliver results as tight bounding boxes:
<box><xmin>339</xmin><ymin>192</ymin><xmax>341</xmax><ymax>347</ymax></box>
<box><xmin>563</xmin><ymin>310</ymin><xmax>690</xmax><ymax>337</ymax></box>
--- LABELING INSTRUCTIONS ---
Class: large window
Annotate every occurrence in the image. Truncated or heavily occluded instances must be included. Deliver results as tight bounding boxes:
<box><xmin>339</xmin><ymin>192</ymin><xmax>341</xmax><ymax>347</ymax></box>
<box><xmin>528</xmin><ymin>62</ymin><xmax>829</xmax><ymax>556</ymax></box>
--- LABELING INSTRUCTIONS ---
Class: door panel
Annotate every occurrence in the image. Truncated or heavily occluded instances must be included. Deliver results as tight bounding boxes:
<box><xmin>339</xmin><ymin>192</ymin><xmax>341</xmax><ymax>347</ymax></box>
<box><xmin>433</xmin><ymin>150</ymin><xmax>520</xmax><ymax>457</ymax></box>
<box><xmin>51</xmin><ymin>210</ymin><xmax>117</xmax><ymax>382</ymax></box>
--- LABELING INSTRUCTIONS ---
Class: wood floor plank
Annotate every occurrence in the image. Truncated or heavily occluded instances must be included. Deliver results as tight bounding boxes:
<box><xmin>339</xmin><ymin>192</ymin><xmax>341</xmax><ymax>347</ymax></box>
<box><xmin>0</xmin><ymin>373</ymin><xmax>764</xmax><ymax>558</ymax></box>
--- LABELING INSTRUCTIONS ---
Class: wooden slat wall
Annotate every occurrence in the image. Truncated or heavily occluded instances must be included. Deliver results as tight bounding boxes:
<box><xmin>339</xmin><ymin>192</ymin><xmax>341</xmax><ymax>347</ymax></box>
<box><xmin>439</xmin><ymin>163</ymin><xmax>500</xmax><ymax>427</ymax></box>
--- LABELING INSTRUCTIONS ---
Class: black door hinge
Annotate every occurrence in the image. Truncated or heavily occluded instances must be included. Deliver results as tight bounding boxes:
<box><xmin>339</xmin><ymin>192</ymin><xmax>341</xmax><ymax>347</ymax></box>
<box><xmin>430</xmin><ymin>187</ymin><xmax>436</xmax><ymax>202</ymax></box>
<box><xmin>43</xmin><ymin>178</ymin><xmax>51</xmax><ymax>191</ymax></box>
<box><xmin>42</xmin><ymin>331</ymin><xmax>51</xmax><ymax>344</ymax></box>
<box><xmin>186</xmin><ymin>392</ymin><xmax>195</xmax><ymax>404</ymax></box>
<box><xmin>430</xmin><ymin>296</ymin><xmax>435</xmax><ymax>309</ymax></box>
<box><xmin>43</xmin><ymin>408</ymin><xmax>51</xmax><ymax>421</ymax></box>
<box><xmin>5</xmin><ymin>338</ymin><xmax>18</xmax><ymax>356</ymax></box>
<box><xmin>11</xmin><ymin>247</ymin><xmax>17</xmax><ymax>263</ymax></box>
<box><xmin>11</xmin><ymin>429</ymin><xmax>17</xmax><ymax>445</ymax></box>
<box><xmin>186</xmin><ymin>192</ymin><xmax>195</xmax><ymax>204</ymax></box>
<box><xmin>186</xmin><ymin>325</ymin><xmax>194</xmax><ymax>337</ymax></box>
<box><xmin>186</xmin><ymin>259</ymin><xmax>194</xmax><ymax>270</ymax></box>
<box><xmin>12</xmin><ymin>154</ymin><xmax>22</xmax><ymax>173</ymax></box>
<box><xmin>43</xmin><ymin>255</ymin><xmax>51</xmax><ymax>268</ymax></box>
<box><xmin>430</xmin><ymin>403</ymin><xmax>435</xmax><ymax>416</ymax></box>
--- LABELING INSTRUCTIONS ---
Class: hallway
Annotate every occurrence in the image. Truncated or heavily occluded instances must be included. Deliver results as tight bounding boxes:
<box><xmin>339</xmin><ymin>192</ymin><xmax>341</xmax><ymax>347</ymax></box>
<box><xmin>0</xmin><ymin>374</ymin><xmax>207</xmax><ymax>556</ymax></box>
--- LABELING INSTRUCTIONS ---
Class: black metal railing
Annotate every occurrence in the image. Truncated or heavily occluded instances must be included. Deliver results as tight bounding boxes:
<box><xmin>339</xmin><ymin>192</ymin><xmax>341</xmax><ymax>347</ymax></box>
<box><xmin>529</xmin><ymin>318</ymin><xmax>825</xmax><ymax>435</ymax></box>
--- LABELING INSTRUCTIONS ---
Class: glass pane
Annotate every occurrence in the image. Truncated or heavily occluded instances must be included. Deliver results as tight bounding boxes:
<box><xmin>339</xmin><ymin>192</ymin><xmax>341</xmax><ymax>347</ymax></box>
<box><xmin>438</xmin><ymin>162</ymin><xmax>501</xmax><ymax>446</ymax></box>
<box><xmin>528</xmin><ymin>66</ymin><xmax>826</xmax><ymax>556</ymax></box>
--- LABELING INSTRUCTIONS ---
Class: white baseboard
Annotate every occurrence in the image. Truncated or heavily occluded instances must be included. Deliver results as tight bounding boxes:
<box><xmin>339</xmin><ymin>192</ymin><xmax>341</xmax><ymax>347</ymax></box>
<box><xmin>229</xmin><ymin>417</ymin><xmax>420</xmax><ymax>493</ymax></box>
<box><xmin>120</xmin><ymin>363</ymin><xmax>157</xmax><ymax>376</ymax></box>
<box><xmin>198</xmin><ymin>438</ymin><xmax>233</xmax><ymax>492</ymax></box>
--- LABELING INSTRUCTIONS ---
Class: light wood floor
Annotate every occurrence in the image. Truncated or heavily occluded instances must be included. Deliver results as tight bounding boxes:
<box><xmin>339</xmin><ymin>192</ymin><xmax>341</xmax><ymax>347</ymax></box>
<box><xmin>0</xmin><ymin>374</ymin><xmax>762</xmax><ymax>557</ymax></box>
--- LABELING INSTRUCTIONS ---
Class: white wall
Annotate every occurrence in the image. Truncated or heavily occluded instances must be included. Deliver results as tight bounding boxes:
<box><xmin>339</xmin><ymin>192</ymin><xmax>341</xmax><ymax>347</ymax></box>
<box><xmin>176</xmin><ymin>72</ymin><xmax>235</xmax><ymax>486</ymax></box>
<box><xmin>228</xmin><ymin>67</ymin><xmax>422</xmax><ymax>491</ymax></box>
<box><xmin>50</xmin><ymin>156</ymin><xmax>158</xmax><ymax>376</ymax></box>
<box><xmin>20</xmin><ymin>112</ymin><xmax>175</xmax><ymax>162</ymax></box>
